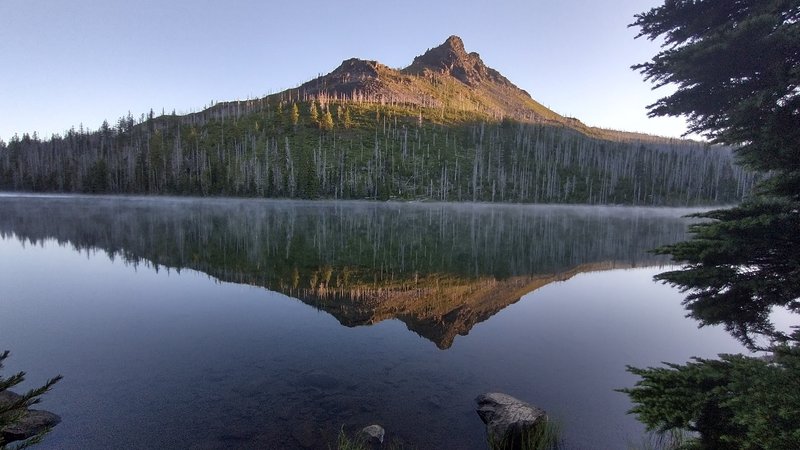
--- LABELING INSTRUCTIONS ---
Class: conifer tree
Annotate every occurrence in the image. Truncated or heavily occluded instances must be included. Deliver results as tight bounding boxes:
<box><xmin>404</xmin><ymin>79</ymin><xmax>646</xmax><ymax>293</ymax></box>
<box><xmin>309</xmin><ymin>101</ymin><xmax>319</xmax><ymax>126</ymax></box>
<box><xmin>622</xmin><ymin>1</ymin><xmax>800</xmax><ymax>447</ymax></box>
<box><xmin>290</xmin><ymin>103</ymin><xmax>299</xmax><ymax>128</ymax></box>
<box><xmin>343</xmin><ymin>107</ymin><xmax>353</xmax><ymax>129</ymax></box>
<box><xmin>321</xmin><ymin>110</ymin><xmax>334</xmax><ymax>132</ymax></box>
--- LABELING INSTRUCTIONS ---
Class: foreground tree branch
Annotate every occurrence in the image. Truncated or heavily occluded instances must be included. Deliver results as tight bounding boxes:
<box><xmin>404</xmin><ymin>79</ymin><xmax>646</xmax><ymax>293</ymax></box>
<box><xmin>624</xmin><ymin>1</ymin><xmax>800</xmax><ymax>447</ymax></box>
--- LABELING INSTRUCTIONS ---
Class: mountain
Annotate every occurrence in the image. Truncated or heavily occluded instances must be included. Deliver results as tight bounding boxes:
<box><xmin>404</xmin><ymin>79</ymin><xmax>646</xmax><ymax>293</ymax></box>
<box><xmin>296</xmin><ymin>35</ymin><xmax>566</xmax><ymax>126</ymax></box>
<box><xmin>0</xmin><ymin>36</ymin><xmax>758</xmax><ymax>205</ymax></box>
<box><xmin>295</xmin><ymin>262</ymin><xmax>635</xmax><ymax>349</ymax></box>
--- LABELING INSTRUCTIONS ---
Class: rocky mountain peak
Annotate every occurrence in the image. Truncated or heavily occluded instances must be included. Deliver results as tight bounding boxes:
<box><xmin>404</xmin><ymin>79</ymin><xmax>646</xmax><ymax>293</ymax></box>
<box><xmin>331</xmin><ymin>58</ymin><xmax>381</xmax><ymax>79</ymax></box>
<box><xmin>403</xmin><ymin>35</ymin><xmax>510</xmax><ymax>87</ymax></box>
<box><xmin>442</xmin><ymin>35</ymin><xmax>466</xmax><ymax>53</ymax></box>
<box><xmin>298</xmin><ymin>58</ymin><xmax>384</xmax><ymax>97</ymax></box>
<box><xmin>297</xmin><ymin>35</ymin><xmax>545</xmax><ymax>122</ymax></box>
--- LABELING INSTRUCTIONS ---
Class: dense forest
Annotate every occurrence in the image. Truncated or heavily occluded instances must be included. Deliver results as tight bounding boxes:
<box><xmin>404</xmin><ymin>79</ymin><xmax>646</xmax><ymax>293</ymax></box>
<box><xmin>0</xmin><ymin>96</ymin><xmax>758</xmax><ymax>206</ymax></box>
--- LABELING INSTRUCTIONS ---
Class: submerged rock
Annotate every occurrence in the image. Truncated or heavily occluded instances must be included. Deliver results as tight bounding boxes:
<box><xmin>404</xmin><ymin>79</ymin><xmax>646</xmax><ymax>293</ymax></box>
<box><xmin>0</xmin><ymin>391</ymin><xmax>61</xmax><ymax>445</ymax></box>
<box><xmin>475</xmin><ymin>392</ymin><xmax>546</xmax><ymax>448</ymax></box>
<box><xmin>360</xmin><ymin>424</ymin><xmax>385</xmax><ymax>444</ymax></box>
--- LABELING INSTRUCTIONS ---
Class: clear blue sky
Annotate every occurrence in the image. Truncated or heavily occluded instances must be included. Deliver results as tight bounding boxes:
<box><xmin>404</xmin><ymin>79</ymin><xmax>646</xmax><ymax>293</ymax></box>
<box><xmin>0</xmin><ymin>0</ymin><xmax>687</xmax><ymax>142</ymax></box>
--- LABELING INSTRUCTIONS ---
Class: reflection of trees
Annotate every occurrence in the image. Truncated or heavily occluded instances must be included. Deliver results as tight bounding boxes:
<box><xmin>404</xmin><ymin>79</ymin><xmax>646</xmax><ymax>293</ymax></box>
<box><xmin>0</xmin><ymin>197</ymin><xmax>691</xmax><ymax>347</ymax></box>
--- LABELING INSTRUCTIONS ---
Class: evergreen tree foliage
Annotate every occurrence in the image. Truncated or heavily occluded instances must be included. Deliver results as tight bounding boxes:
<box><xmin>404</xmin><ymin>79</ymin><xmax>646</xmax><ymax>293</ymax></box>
<box><xmin>321</xmin><ymin>109</ymin><xmax>334</xmax><ymax>132</ymax></box>
<box><xmin>309</xmin><ymin>101</ymin><xmax>319</xmax><ymax>125</ymax></box>
<box><xmin>633</xmin><ymin>0</ymin><xmax>800</xmax><ymax>198</ymax></box>
<box><xmin>654</xmin><ymin>199</ymin><xmax>800</xmax><ymax>348</ymax></box>
<box><xmin>0</xmin><ymin>351</ymin><xmax>61</xmax><ymax>449</ymax></box>
<box><xmin>290</xmin><ymin>103</ymin><xmax>299</xmax><ymax>127</ymax></box>
<box><xmin>624</xmin><ymin>1</ymin><xmax>800</xmax><ymax>447</ymax></box>
<box><xmin>621</xmin><ymin>348</ymin><xmax>800</xmax><ymax>449</ymax></box>
<box><xmin>632</xmin><ymin>0</ymin><xmax>800</xmax><ymax>345</ymax></box>
<box><xmin>343</xmin><ymin>107</ymin><xmax>353</xmax><ymax>129</ymax></box>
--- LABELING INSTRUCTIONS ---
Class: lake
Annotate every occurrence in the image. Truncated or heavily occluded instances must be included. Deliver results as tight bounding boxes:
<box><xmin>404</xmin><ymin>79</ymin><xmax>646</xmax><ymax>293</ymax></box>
<box><xmin>0</xmin><ymin>195</ymin><xmax>748</xmax><ymax>449</ymax></box>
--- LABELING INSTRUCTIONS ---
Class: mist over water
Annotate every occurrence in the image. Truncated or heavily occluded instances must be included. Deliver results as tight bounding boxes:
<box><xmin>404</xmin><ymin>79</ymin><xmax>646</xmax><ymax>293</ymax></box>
<box><xmin>0</xmin><ymin>195</ymin><xmax>744</xmax><ymax>449</ymax></box>
<box><xmin>0</xmin><ymin>195</ymin><xmax>700</xmax><ymax>278</ymax></box>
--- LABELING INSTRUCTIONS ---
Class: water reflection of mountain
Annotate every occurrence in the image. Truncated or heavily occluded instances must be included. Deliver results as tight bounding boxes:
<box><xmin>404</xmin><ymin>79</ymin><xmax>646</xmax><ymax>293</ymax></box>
<box><xmin>0</xmin><ymin>196</ymin><xmax>694</xmax><ymax>348</ymax></box>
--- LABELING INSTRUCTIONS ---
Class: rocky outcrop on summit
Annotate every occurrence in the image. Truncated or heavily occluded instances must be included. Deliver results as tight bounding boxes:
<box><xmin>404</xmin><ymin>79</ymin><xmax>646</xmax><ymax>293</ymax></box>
<box><xmin>403</xmin><ymin>35</ymin><xmax>514</xmax><ymax>88</ymax></box>
<box><xmin>295</xmin><ymin>35</ymin><xmax>564</xmax><ymax>124</ymax></box>
<box><xmin>300</xmin><ymin>58</ymin><xmax>385</xmax><ymax>98</ymax></box>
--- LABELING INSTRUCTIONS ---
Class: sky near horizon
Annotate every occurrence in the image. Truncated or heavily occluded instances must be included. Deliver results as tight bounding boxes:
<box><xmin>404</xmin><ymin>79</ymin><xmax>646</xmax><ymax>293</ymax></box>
<box><xmin>0</xmin><ymin>0</ymin><xmax>689</xmax><ymax>142</ymax></box>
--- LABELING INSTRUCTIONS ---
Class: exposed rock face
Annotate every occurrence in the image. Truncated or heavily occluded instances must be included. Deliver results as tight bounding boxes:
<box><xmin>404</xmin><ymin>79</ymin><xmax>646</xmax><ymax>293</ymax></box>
<box><xmin>475</xmin><ymin>392</ymin><xmax>546</xmax><ymax>448</ymax></box>
<box><xmin>302</xmin><ymin>58</ymin><xmax>385</xmax><ymax>97</ymax></box>
<box><xmin>333</xmin><ymin>58</ymin><xmax>381</xmax><ymax>81</ymax></box>
<box><xmin>0</xmin><ymin>391</ymin><xmax>62</xmax><ymax>445</ymax></box>
<box><xmin>295</xmin><ymin>35</ymin><xmax>564</xmax><ymax>124</ymax></box>
<box><xmin>403</xmin><ymin>35</ymin><xmax>514</xmax><ymax>88</ymax></box>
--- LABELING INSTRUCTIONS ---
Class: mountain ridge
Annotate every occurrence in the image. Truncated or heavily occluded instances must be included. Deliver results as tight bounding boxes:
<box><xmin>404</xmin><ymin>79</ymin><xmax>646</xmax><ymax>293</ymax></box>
<box><xmin>293</xmin><ymin>35</ymin><xmax>574</xmax><ymax>128</ymax></box>
<box><xmin>0</xmin><ymin>35</ymin><xmax>758</xmax><ymax>204</ymax></box>
<box><xmin>402</xmin><ymin>36</ymin><xmax>512</xmax><ymax>86</ymax></box>
<box><xmin>198</xmin><ymin>35</ymin><xmax>680</xmax><ymax>143</ymax></box>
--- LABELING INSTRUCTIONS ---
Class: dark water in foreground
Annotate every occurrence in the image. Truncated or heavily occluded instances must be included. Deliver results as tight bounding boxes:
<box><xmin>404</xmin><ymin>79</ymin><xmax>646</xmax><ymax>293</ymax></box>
<box><xmin>0</xmin><ymin>195</ymin><xmax>746</xmax><ymax>449</ymax></box>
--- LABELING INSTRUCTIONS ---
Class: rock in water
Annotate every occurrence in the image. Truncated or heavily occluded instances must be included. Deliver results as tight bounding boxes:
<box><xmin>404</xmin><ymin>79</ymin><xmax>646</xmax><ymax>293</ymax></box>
<box><xmin>1</xmin><ymin>390</ymin><xmax>62</xmax><ymax>444</ymax></box>
<box><xmin>360</xmin><ymin>424</ymin><xmax>385</xmax><ymax>444</ymax></box>
<box><xmin>475</xmin><ymin>392</ymin><xmax>546</xmax><ymax>448</ymax></box>
<box><xmin>1</xmin><ymin>409</ymin><xmax>62</xmax><ymax>444</ymax></box>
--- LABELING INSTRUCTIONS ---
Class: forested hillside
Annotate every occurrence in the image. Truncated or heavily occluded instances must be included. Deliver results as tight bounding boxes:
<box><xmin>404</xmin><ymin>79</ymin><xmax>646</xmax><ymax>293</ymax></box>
<box><xmin>0</xmin><ymin>36</ymin><xmax>759</xmax><ymax>205</ymax></box>
<box><xmin>0</xmin><ymin>99</ymin><xmax>756</xmax><ymax>205</ymax></box>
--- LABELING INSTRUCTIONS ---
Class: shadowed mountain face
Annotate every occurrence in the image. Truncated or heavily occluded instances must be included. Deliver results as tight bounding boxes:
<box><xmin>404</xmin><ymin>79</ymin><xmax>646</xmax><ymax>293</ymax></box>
<box><xmin>0</xmin><ymin>196</ymin><xmax>696</xmax><ymax>348</ymax></box>
<box><xmin>298</xmin><ymin>35</ymin><xmax>562</xmax><ymax>124</ymax></box>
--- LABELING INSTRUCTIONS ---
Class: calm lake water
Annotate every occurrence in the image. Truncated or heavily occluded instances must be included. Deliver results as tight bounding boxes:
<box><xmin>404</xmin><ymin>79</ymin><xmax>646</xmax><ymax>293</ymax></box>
<box><xmin>0</xmin><ymin>195</ymin><xmax>748</xmax><ymax>449</ymax></box>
